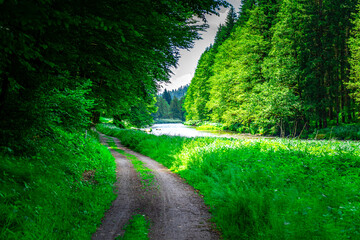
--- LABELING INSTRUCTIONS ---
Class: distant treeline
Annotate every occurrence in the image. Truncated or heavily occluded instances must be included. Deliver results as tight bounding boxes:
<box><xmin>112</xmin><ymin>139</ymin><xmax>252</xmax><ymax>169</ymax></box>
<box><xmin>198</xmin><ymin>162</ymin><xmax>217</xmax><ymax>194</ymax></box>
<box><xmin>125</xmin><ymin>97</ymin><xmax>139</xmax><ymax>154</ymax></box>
<box><xmin>153</xmin><ymin>86</ymin><xmax>188</xmax><ymax>121</ymax></box>
<box><xmin>169</xmin><ymin>85</ymin><xmax>189</xmax><ymax>99</ymax></box>
<box><xmin>185</xmin><ymin>0</ymin><xmax>360</xmax><ymax>136</ymax></box>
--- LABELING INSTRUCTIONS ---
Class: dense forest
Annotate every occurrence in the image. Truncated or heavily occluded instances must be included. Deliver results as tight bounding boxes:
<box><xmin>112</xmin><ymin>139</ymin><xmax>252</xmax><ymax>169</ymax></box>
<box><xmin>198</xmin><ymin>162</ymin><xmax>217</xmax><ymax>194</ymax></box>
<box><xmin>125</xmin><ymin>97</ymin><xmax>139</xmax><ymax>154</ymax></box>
<box><xmin>185</xmin><ymin>0</ymin><xmax>360</xmax><ymax>136</ymax></box>
<box><xmin>0</xmin><ymin>0</ymin><xmax>227</xmax><ymax>238</ymax></box>
<box><xmin>0</xmin><ymin>0</ymin><xmax>227</xmax><ymax>150</ymax></box>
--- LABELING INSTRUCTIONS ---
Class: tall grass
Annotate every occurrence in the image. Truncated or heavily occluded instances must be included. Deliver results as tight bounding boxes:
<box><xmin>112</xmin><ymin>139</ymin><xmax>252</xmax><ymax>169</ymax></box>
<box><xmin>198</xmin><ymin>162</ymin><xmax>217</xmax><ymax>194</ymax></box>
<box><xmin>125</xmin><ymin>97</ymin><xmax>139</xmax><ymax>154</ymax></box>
<box><xmin>97</xmin><ymin>123</ymin><xmax>360</xmax><ymax>239</ymax></box>
<box><xmin>0</xmin><ymin>128</ymin><xmax>116</xmax><ymax>239</ymax></box>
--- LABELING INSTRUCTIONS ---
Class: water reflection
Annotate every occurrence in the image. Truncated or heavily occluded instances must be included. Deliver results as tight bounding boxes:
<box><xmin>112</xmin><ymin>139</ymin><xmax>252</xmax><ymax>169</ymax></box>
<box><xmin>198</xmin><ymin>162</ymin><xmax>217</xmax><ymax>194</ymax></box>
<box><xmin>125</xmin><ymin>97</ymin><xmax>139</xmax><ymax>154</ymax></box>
<box><xmin>144</xmin><ymin>123</ymin><xmax>270</xmax><ymax>139</ymax></box>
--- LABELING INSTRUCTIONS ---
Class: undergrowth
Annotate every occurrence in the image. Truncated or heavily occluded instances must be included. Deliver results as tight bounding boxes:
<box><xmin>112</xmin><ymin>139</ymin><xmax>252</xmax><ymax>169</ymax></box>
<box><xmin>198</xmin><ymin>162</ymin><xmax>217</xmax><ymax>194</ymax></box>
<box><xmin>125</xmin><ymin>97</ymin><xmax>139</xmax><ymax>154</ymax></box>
<box><xmin>97</xmin><ymin>123</ymin><xmax>360</xmax><ymax>239</ymax></box>
<box><xmin>306</xmin><ymin>124</ymin><xmax>360</xmax><ymax>140</ymax></box>
<box><xmin>0</xmin><ymin>128</ymin><xmax>116</xmax><ymax>239</ymax></box>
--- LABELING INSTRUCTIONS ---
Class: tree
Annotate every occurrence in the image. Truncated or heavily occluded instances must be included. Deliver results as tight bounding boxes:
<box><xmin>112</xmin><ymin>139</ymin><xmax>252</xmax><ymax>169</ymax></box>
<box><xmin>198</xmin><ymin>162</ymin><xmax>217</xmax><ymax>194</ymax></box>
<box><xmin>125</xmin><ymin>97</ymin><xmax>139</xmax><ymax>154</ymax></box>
<box><xmin>0</xmin><ymin>0</ymin><xmax>227</xmax><ymax>150</ymax></box>
<box><xmin>184</xmin><ymin>6</ymin><xmax>238</xmax><ymax>122</ymax></box>
<box><xmin>186</xmin><ymin>0</ymin><xmax>358</xmax><ymax>136</ymax></box>
<box><xmin>206</xmin><ymin>0</ymin><xmax>281</xmax><ymax>129</ymax></box>
<box><xmin>170</xmin><ymin>97</ymin><xmax>183</xmax><ymax>120</ymax></box>
<box><xmin>348</xmin><ymin>3</ymin><xmax>360</xmax><ymax>113</ymax></box>
<box><xmin>162</xmin><ymin>89</ymin><xmax>172</xmax><ymax>105</ymax></box>
<box><xmin>153</xmin><ymin>96</ymin><xmax>170</xmax><ymax>119</ymax></box>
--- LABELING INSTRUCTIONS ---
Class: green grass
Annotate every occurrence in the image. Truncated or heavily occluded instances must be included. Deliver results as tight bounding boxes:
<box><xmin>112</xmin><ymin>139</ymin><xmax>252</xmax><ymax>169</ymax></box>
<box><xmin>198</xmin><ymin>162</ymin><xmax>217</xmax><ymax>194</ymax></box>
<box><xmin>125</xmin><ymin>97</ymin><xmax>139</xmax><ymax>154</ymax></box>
<box><xmin>100</xmin><ymin>116</ymin><xmax>114</xmax><ymax>123</ymax></box>
<box><xmin>115</xmin><ymin>214</ymin><xmax>150</xmax><ymax>240</ymax></box>
<box><xmin>196</xmin><ymin>124</ymin><xmax>223</xmax><ymax>131</ymax></box>
<box><xmin>97</xmin><ymin>123</ymin><xmax>360</xmax><ymax>239</ymax></box>
<box><xmin>0</xmin><ymin>128</ymin><xmax>116</xmax><ymax>239</ymax></box>
<box><xmin>106</xmin><ymin>137</ymin><xmax>155</xmax><ymax>188</ymax></box>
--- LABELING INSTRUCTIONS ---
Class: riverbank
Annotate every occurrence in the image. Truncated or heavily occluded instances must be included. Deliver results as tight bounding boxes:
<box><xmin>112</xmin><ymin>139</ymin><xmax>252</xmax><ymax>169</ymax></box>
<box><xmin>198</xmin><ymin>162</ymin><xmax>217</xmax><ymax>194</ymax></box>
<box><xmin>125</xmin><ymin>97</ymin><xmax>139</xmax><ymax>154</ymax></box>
<box><xmin>184</xmin><ymin>120</ymin><xmax>360</xmax><ymax>140</ymax></box>
<box><xmin>97</xmin><ymin>123</ymin><xmax>360</xmax><ymax>239</ymax></box>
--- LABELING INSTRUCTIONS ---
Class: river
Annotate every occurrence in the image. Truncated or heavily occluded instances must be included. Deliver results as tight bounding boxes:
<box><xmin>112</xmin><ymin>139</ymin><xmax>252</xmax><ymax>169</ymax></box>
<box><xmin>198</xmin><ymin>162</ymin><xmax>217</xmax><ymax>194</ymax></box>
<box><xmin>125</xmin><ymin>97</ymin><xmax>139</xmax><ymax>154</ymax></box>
<box><xmin>145</xmin><ymin>123</ymin><xmax>269</xmax><ymax>139</ymax></box>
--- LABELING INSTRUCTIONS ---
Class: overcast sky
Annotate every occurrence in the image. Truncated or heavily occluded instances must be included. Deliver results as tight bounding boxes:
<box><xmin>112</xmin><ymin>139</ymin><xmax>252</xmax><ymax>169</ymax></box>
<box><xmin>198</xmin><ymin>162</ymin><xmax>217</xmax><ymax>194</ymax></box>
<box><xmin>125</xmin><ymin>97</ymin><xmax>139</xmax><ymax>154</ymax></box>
<box><xmin>160</xmin><ymin>0</ymin><xmax>242</xmax><ymax>92</ymax></box>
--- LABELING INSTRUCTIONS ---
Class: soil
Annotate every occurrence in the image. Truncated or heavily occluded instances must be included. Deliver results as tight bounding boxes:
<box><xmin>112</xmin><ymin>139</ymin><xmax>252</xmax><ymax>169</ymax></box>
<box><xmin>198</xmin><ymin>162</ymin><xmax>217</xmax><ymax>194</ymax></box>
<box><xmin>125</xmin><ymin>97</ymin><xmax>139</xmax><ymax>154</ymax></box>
<box><xmin>92</xmin><ymin>134</ymin><xmax>220</xmax><ymax>240</ymax></box>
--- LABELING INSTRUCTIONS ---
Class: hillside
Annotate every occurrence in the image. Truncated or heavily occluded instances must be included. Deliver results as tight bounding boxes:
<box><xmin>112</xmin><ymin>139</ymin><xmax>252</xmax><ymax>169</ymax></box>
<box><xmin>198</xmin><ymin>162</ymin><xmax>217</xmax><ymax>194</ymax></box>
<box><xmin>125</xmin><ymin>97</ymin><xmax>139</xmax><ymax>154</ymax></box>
<box><xmin>185</xmin><ymin>0</ymin><xmax>360</xmax><ymax>136</ymax></box>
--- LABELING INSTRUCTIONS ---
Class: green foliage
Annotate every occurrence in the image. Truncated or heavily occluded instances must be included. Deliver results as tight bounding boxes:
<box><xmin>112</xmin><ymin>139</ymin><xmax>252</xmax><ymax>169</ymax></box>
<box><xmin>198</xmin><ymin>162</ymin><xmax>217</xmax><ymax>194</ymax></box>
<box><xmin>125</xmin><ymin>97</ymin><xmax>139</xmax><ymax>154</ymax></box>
<box><xmin>100</xmin><ymin>117</ymin><xmax>114</xmax><ymax>124</ymax></box>
<box><xmin>186</xmin><ymin>0</ymin><xmax>359</xmax><ymax>136</ymax></box>
<box><xmin>162</xmin><ymin>89</ymin><xmax>172</xmax><ymax>105</ymax></box>
<box><xmin>0</xmin><ymin>129</ymin><xmax>116</xmax><ymax>239</ymax></box>
<box><xmin>154</xmin><ymin>118</ymin><xmax>183</xmax><ymax>124</ymax></box>
<box><xmin>184</xmin><ymin>7</ymin><xmax>238</xmax><ymax>122</ymax></box>
<box><xmin>169</xmin><ymin>96</ymin><xmax>183</xmax><ymax>120</ymax></box>
<box><xmin>116</xmin><ymin>215</ymin><xmax>150</xmax><ymax>240</ymax></box>
<box><xmin>154</xmin><ymin>87</ymin><xmax>187</xmax><ymax>121</ymax></box>
<box><xmin>184</xmin><ymin>120</ymin><xmax>203</xmax><ymax>126</ymax></box>
<box><xmin>306</xmin><ymin>124</ymin><xmax>360</xmax><ymax>140</ymax></box>
<box><xmin>0</xmin><ymin>0</ymin><xmax>227</xmax><ymax>150</ymax></box>
<box><xmin>44</xmin><ymin>80</ymin><xmax>94</xmax><ymax>131</ymax></box>
<box><xmin>196</xmin><ymin>125</ymin><xmax>223</xmax><ymax>131</ymax></box>
<box><xmin>153</xmin><ymin>96</ymin><xmax>171</xmax><ymax>120</ymax></box>
<box><xmin>98</xmin><ymin>123</ymin><xmax>360</xmax><ymax>239</ymax></box>
<box><xmin>349</xmin><ymin>3</ymin><xmax>360</xmax><ymax>106</ymax></box>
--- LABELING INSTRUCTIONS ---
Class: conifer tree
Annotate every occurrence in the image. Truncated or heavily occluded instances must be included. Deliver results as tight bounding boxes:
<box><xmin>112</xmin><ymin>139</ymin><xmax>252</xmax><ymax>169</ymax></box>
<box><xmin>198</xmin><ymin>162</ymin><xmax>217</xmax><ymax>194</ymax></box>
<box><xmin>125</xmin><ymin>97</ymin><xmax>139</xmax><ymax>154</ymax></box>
<box><xmin>170</xmin><ymin>97</ymin><xmax>183</xmax><ymax>120</ymax></box>
<box><xmin>162</xmin><ymin>89</ymin><xmax>172</xmax><ymax>105</ymax></box>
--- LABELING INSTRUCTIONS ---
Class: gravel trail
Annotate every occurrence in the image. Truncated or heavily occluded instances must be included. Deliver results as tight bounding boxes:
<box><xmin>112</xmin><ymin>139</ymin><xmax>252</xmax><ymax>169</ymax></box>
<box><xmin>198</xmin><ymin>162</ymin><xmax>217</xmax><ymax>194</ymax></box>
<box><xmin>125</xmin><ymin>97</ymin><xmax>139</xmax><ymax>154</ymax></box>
<box><xmin>92</xmin><ymin>133</ymin><xmax>219</xmax><ymax>240</ymax></box>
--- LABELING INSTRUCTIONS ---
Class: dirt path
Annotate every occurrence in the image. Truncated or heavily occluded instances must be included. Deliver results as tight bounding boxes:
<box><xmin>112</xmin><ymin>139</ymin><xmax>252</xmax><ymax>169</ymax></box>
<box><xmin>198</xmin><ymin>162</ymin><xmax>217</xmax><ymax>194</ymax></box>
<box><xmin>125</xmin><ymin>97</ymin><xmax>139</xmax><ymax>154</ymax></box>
<box><xmin>92</xmin><ymin>134</ymin><xmax>219</xmax><ymax>240</ymax></box>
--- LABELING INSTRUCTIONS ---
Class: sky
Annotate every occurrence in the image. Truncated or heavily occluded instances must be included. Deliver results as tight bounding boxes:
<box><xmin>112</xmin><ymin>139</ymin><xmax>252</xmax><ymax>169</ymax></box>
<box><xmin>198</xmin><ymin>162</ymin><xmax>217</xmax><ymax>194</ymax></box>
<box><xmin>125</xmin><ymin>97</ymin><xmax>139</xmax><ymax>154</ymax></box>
<box><xmin>159</xmin><ymin>0</ymin><xmax>242</xmax><ymax>92</ymax></box>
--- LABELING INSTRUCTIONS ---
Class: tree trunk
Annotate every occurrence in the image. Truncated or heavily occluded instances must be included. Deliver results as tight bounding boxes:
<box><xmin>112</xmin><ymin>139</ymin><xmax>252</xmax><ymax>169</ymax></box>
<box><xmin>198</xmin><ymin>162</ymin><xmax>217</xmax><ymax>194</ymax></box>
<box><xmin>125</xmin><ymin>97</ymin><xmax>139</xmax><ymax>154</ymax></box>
<box><xmin>91</xmin><ymin>111</ymin><xmax>100</xmax><ymax>125</ymax></box>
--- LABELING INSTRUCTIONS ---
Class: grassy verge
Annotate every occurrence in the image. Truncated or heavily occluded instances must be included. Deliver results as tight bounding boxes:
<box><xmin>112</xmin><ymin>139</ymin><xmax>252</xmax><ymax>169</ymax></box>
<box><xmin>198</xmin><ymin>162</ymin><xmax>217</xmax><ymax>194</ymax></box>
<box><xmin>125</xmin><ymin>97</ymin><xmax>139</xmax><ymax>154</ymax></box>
<box><xmin>116</xmin><ymin>214</ymin><xmax>149</xmax><ymax>240</ymax></box>
<box><xmin>106</xmin><ymin>137</ymin><xmax>155</xmax><ymax>188</ymax></box>
<box><xmin>97</xmin><ymin>123</ymin><xmax>360</xmax><ymax>239</ymax></box>
<box><xmin>0</xmin><ymin>128</ymin><xmax>116</xmax><ymax>239</ymax></box>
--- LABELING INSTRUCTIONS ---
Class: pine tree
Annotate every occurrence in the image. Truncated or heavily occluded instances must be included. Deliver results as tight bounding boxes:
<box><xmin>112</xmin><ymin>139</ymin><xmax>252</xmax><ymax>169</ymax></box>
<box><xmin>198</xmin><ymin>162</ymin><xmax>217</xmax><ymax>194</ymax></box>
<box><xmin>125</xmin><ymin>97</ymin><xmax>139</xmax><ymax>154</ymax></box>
<box><xmin>162</xmin><ymin>89</ymin><xmax>172</xmax><ymax>105</ymax></box>
<box><xmin>170</xmin><ymin>97</ymin><xmax>182</xmax><ymax>120</ymax></box>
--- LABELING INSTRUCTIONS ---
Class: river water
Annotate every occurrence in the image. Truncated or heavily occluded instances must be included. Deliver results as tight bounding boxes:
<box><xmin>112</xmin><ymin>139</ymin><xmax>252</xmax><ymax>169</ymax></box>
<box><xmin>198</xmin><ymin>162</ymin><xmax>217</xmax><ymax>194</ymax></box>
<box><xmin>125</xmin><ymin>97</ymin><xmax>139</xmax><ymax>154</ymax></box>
<box><xmin>145</xmin><ymin>123</ymin><xmax>268</xmax><ymax>139</ymax></box>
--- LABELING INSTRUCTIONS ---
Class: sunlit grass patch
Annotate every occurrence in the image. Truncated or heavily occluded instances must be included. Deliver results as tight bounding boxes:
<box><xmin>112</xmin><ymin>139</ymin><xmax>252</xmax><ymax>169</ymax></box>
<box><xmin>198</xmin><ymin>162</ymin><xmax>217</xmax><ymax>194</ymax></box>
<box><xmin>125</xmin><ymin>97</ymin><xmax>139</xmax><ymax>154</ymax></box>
<box><xmin>116</xmin><ymin>214</ymin><xmax>150</xmax><ymax>240</ymax></box>
<box><xmin>196</xmin><ymin>125</ymin><xmax>222</xmax><ymax>131</ymax></box>
<box><xmin>100</xmin><ymin>116</ymin><xmax>114</xmax><ymax>123</ymax></box>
